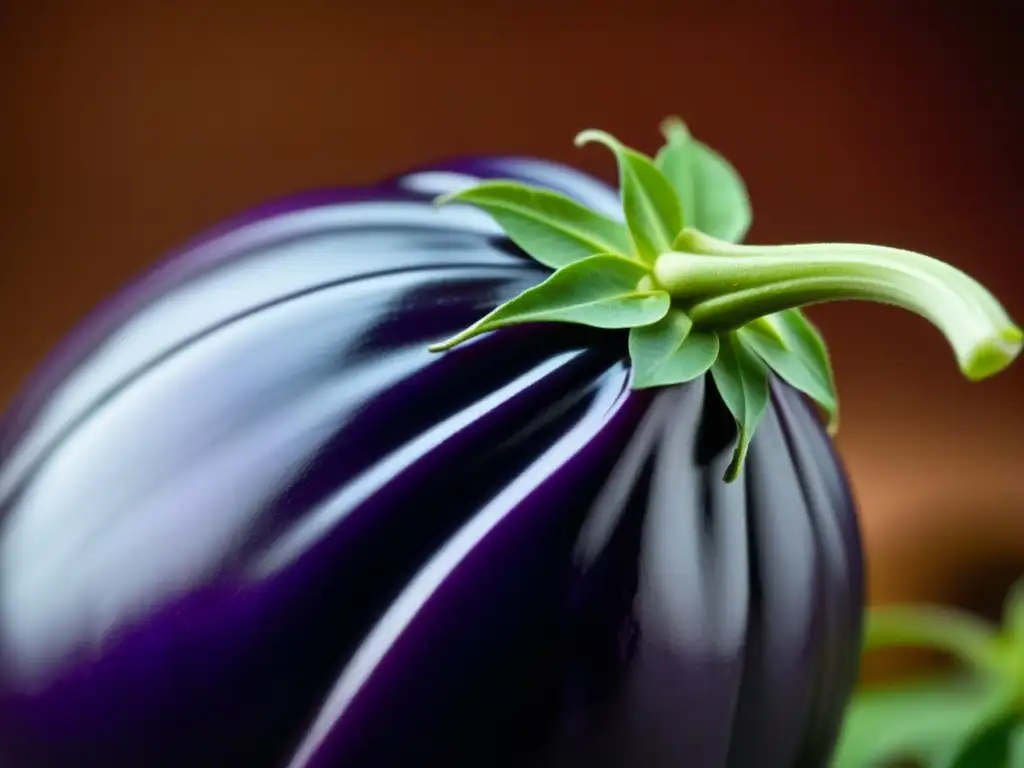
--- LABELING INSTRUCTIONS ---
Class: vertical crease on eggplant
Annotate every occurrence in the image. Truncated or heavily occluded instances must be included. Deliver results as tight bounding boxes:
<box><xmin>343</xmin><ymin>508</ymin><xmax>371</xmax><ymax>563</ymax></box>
<box><xmin>771</xmin><ymin>383</ymin><xmax>860</xmax><ymax>768</ymax></box>
<box><xmin>213</xmin><ymin>366</ymin><xmax>634</xmax><ymax>765</ymax></box>
<box><xmin>480</xmin><ymin>353</ymin><xmax>627</xmax><ymax>462</ymax></box>
<box><xmin>572</xmin><ymin>388</ymin><xmax>682</xmax><ymax>567</ymax></box>
<box><xmin>242</xmin><ymin>339</ymin><xmax>623</xmax><ymax>562</ymax></box>
<box><xmin>686</xmin><ymin>376</ymin><xmax>751</xmax><ymax>764</ymax></box>
<box><xmin>563</xmin><ymin>452</ymin><xmax>657</xmax><ymax>709</ymax></box>
<box><xmin>726</xmin><ymin>399</ymin><xmax>826</xmax><ymax>768</ymax></box>
<box><xmin>721</xmin><ymin>457</ymin><xmax>764</xmax><ymax>768</ymax></box>
<box><xmin>772</xmin><ymin>385</ymin><xmax>833</xmax><ymax>767</ymax></box>
<box><xmin>694</xmin><ymin>375</ymin><xmax>737</xmax><ymax>469</ymax></box>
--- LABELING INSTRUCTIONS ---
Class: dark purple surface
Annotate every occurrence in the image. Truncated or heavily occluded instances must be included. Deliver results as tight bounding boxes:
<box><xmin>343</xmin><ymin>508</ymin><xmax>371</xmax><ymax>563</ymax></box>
<box><xmin>0</xmin><ymin>156</ymin><xmax>863</xmax><ymax>767</ymax></box>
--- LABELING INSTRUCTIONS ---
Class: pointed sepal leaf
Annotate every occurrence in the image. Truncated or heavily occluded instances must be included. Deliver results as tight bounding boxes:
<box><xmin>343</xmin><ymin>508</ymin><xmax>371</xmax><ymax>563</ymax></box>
<box><xmin>743</xmin><ymin>315</ymin><xmax>788</xmax><ymax>347</ymax></box>
<box><xmin>709</xmin><ymin>331</ymin><xmax>770</xmax><ymax>482</ymax></box>
<box><xmin>655</xmin><ymin>117</ymin><xmax>752</xmax><ymax>243</ymax></box>
<box><xmin>428</xmin><ymin>254</ymin><xmax>670</xmax><ymax>351</ymax></box>
<box><xmin>628</xmin><ymin>310</ymin><xmax>719</xmax><ymax>389</ymax></box>
<box><xmin>653</xmin><ymin>120</ymin><xmax>696</xmax><ymax>232</ymax></box>
<box><xmin>435</xmin><ymin>181</ymin><xmax>633</xmax><ymax>269</ymax></box>
<box><xmin>575</xmin><ymin>129</ymin><xmax>681</xmax><ymax>264</ymax></box>
<box><xmin>739</xmin><ymin>309</ymin><xmax>839</xmax><ymax>434</ymax></box>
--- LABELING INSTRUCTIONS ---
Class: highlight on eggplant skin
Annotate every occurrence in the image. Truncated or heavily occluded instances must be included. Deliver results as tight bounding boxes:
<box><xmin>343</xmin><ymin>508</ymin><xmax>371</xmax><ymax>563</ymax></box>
<box><xmin>0</xmin><ymin>156</ymin><xmax>863</xmax><ymax>767</ymax></box>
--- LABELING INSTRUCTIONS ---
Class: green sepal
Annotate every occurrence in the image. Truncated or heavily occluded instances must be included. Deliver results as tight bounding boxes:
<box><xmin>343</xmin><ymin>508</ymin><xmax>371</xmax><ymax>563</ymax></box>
<box><xmin>435</xmin><ymin>181</ymin><xmax>633</xmax><ymax>269</ymax></box>
<box><xmin>709</xmin><ymin>331</ymin><xmax>770</xmax><ymax>482</ymax></box>
<box><xmin>743</xmin><ymin>316</ymin><xmax>788</xmax><ymax>347</ymax></box>
<box><xmin>574</xmin><ymin>129</ymin><xmax>681</xmax><ymax>264</ymax></box>
<box><xmin>428</xmin><ymin>254</ymin><xmax>669</xmax><ymax>351</ymax></box>
<box><xmin>628</xmin><ymin>310</ymin><xmax>720</xmax><ymax>389</ymax></box>
<box><xmin>654</xmin><ymin>116</ymin><xmax>752</xmax><ymax>244</ymax></box>
<box><xmin>740</xmin><ymin>309</ymin><xmax>839</xmax><ymax>434</ymax></box>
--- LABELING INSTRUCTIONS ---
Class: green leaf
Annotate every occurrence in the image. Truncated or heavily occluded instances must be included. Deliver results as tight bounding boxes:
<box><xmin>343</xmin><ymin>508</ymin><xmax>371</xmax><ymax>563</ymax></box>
<box><xmin>428</xmin><ymin>254</ymin><xmax>669</xmax><ymax>351</ymax></box>
<box><xmin>743</xmin><ymin>315</ymin><xmax>788</xmax><ymax>347</ymax></box>
<box><xmin>575</xmin><ymin>129</ymin><xmax>682</xmax><ymax>264</ymax></box>
<box><xmin>832</xmin><ymin>677</ymin><xmax>1007</xmax><ymax>768</ymax></box>
<box><xmin>709</xmin><ymin>331</ymin><xmax>770</xmax><ymax>482</ymax></box>
<box><xmin>739</xmin><ymin>309</ymin><xmax>839</xmax><ymax>434</ymax></box>
<box><xmin>653</xmin><ymin>120</ymin><xmax>696</xmax><ymax>233</ymax></box>
<box><xmin>655</xmin><ymin>116</ymin><xmax>752</xmax><ymax>243</ymax></box>
<box><xmin>435</xmin><ymin>181</ymin><xmax>633</xmax><ymax>269</ymax></box>
<box><xmin>628</xmin><ymin>310</ymin><xmax>720</xmax><ymax>389</ymax></box>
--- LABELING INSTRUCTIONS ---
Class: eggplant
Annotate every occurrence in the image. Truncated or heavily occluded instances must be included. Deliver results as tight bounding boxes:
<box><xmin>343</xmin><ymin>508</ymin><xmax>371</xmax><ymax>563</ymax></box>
<box><xmin>3</xmin><ymin>119</ymin><xmax>1013</xmax><ymax>767</ymax></box>
<box><xmin>0</xmin><ymin>155</ymin><xmax>860</xmax><ymax>767</ymax></box>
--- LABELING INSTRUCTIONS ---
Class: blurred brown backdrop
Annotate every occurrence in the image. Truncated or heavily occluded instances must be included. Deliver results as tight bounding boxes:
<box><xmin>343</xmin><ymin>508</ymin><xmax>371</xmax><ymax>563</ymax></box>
<box><xmin>2</xmin><ymin>3</ymin><xmax>1022</xmax><ymax>639</ymax></box>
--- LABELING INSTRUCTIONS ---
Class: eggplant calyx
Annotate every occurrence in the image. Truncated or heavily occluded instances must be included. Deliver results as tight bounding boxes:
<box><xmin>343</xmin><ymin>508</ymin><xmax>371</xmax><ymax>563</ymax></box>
<box><xmin>427</xmin><ymin>118</ymin><xmax>1020</xmax><ymax>481</ymax></box>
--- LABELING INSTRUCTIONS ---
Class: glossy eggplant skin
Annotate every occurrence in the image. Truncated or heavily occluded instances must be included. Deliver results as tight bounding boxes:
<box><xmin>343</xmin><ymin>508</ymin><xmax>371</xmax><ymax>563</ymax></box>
<box><xmin>0</xmin><ymin>157</ymin><xmax>864</xmax><ymax>768</ymax></box>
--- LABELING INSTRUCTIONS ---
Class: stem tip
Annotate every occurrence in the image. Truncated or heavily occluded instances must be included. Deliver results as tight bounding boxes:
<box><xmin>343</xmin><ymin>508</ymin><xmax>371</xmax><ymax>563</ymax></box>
<box><xmin>964</xmin><ymin>326</ymin><xmax>1023</xmax><ymax>381</ymax></box>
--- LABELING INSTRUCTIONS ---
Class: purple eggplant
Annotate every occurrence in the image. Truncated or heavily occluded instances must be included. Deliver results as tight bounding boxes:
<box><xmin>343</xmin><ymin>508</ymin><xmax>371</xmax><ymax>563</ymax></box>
<box><xmin>0</xmin><ymin>154</ymin><xmax>866</xmax><ymax>767</ymax></box>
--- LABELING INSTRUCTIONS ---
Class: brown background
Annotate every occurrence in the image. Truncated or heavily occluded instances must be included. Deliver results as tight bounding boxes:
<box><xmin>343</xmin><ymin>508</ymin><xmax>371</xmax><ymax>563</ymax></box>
<box><xmin>2</xmin><ymin>3</ymin><xmax>1022</xmax><ymax>651</ymax></box>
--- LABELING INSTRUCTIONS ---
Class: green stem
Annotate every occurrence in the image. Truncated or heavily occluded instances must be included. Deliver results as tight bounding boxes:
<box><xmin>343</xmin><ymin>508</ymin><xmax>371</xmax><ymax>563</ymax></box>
<box><xmin>864</xmin><ymin>606</ymin><xmax>1004</xmax><ymax>676</ymax></box>
<box><xmin>655</xmin><ymin>228</ymin><xmax>1022</xmax><ymax>381</ymax></box>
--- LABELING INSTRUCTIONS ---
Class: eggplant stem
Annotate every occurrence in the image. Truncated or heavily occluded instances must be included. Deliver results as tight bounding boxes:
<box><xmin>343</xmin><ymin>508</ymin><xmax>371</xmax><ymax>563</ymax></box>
<box><xmin>654</xmin><ymin>228</ymin><xmax>1022</xmax><ymax>382</ymax></box>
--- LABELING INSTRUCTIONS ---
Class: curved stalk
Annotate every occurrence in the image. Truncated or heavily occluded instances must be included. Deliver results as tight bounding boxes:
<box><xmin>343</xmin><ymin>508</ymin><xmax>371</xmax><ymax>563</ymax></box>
<box><xmin>655</xmin><ymin>228</ymin><xmax>1022</xmax><ymax>381</ymax></box>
